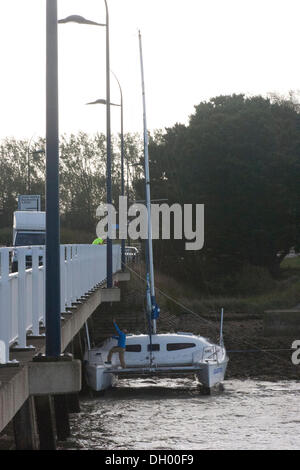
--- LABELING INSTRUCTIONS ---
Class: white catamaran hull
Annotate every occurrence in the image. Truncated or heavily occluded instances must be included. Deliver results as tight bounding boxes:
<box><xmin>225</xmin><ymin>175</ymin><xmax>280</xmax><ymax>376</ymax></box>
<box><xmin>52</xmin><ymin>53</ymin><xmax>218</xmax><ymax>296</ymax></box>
<box><xmin>84</xmin><ymin>333</ymin><xmax>228</xmax><ymax>392</ymax></box>
<box><xmin>196</xmin><ymin>358</ymin><xmax>229</xmax><ymax>389</ymax></box>
<box><xmin>85</xmin><ymin>364</ymin><xmax>117</xmax><ymax>391</ymax></box>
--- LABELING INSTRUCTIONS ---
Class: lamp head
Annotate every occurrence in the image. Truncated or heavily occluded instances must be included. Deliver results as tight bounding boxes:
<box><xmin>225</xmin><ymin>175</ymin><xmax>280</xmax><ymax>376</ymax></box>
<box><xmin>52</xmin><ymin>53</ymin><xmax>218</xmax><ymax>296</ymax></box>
<box><xmin>86</xmin><ymin>99</ymin><xmax>107</xmax><ymax>106</ymax></box>
<box><xmin>58</xmin><ymin>15</ymin><xmax>106</xmax><ymax>27</ymax></box>
<box><xmin>86</xmin><ymin>99</ymin><xmax>121</xmax><ymax>107</ymax></box>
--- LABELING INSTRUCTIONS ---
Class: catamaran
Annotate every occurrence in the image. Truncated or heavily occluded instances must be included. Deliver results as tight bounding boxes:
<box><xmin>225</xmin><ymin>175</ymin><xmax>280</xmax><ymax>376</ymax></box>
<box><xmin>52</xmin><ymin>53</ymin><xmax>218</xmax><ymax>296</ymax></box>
<box><xmin>84</xmin><ymin>31</ymin><xmax>228</xmax><ymax>393</ymax></box>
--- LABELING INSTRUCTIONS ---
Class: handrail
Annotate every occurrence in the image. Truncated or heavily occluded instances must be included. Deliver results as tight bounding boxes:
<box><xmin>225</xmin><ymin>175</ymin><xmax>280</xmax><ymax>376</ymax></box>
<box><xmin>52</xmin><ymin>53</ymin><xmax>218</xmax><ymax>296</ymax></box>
<box><xmin>0</xmin><ymin>244</ymin><xmax>121</xmax><ymax>364</ymax></box>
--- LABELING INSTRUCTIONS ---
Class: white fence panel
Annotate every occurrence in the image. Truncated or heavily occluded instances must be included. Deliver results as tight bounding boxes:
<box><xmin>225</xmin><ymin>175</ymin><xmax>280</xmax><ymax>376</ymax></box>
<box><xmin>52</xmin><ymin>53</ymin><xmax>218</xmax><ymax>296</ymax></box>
<box><xmin>10</xmin><ymin>275</ymin><xmax>19</xmax><ymax>346</ymax></box>
<box><xmin>0</xmin><ymin>243</ymin><xmax>121</xmax><ymax>364</ymax></box>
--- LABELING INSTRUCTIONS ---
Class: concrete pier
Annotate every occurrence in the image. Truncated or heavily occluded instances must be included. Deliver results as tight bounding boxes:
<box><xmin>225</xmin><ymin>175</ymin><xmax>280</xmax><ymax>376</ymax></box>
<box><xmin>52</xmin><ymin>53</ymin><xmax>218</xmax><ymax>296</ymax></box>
<box><xmin>34</xmin><ymin>395</ymin><xmax>56</xmax><ymax>450</ymax></box>
<box><xmin>0</xmin><ymin>276</ymin><xmax>129</xmax><ymax>448</ymax></box>
<box><xmin>13</xmin><ymin>398</ymin><xmax>39</xmax><ymax>450</ymax></box>
<box><xmin>54</xmin><ymin>395</ymin><xmax>70</xmax><ymax>441</ymax></box>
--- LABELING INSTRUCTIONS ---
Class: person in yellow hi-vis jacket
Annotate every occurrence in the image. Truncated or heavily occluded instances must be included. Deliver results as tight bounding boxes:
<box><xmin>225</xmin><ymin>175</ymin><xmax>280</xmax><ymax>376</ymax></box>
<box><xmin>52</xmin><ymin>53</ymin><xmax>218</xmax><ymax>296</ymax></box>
<box><xmin>92</xmin><ymin>237</ymin><xmax>104</xmax><ymax>245</ymax></box>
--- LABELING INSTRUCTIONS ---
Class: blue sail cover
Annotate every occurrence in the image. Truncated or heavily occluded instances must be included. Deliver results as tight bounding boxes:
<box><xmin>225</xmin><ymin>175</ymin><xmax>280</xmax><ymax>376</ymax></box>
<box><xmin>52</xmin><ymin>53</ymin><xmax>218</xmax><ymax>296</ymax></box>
<box><xmin>151</xmin><ymin>302</ymin><xmax>160</xmax><ymax>320</ymax></box>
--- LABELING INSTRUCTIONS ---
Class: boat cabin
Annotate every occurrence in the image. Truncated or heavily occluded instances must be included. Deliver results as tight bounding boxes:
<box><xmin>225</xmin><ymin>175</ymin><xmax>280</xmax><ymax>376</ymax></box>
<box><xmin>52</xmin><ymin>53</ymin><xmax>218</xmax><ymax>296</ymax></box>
<box><xmin>88</xmin><ymin>333</ymin><xmax>223</xmax><ymax>369</ymax></box>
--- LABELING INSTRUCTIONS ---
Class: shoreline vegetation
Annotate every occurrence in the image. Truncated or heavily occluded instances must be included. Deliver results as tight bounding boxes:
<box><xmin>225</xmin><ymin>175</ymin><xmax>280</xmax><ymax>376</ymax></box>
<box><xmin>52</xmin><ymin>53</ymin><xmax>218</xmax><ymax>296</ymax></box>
<box><xmin>122</xmin><ymin>256</ymin><xmax>300</xmax><ymax>382</ymax></box>
<box><xmin>0</xmin><ymin>258</ymin><xmax>299</xmax><ymax>450</ymax></box>
<box><xmin>153</xmin><ymin>256</ymin><xmax>300</xmax><ymax>316</ymax></box>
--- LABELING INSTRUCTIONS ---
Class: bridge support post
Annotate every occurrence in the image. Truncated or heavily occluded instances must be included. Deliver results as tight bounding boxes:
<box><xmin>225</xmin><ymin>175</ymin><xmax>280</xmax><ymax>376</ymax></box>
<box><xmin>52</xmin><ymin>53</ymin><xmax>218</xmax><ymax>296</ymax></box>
<box><xmin>72</xmin><ymin>332</ymin><xmax>84</xmax><ymax>361</ymax></box>
<box><xmin>53</xmin><ymin>395</ymin><xmax>70</xmax><ymax>441</ymax></box>
<box><xmin>66</xmin><ymin>393</ymin><xmax>81</xmax><ymax>413</ymax></box>
<box><xmin>34</xmin><ymin>395</ymin><xmax>56</xmax><ymax>450</ymax></box>
<box><xmin>13</xmin><ymin>397</ymin><xmax>39</xmax><ymax>450</ymax></box>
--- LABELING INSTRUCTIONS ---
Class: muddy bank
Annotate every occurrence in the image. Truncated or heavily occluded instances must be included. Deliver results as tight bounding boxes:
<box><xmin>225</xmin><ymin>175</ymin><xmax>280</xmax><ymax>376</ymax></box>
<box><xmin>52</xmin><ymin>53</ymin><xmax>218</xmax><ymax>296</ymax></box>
<box><xmin>173</xmin><ymin>312</ymin><xmax>300</xmax><ymax>381</ymax></box>
<box><xmin>90</xmin><ymin>296</ymin><xmax>300</xmax><ymax>381</ymax></box>
<box><xmin>105</xmin><ymin>269</ymin><xmax>300</xmax><ymax>381</ymax></box>
<box><xmin>1</xmin><ymin>309</ymin><xmax>298</xmax><ymax>450</ymax></box>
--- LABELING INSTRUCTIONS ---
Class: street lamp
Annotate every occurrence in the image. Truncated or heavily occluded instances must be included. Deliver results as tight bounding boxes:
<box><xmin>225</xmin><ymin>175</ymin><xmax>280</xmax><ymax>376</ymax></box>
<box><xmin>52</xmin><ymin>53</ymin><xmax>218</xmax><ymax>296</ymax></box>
<box><xmin>58</xmin><ymin>1</ymin><xmax>113</xmax><ymax>288</ymax></box>
<box><xmin>58</xmin><ymin>15</ymin><xmax>105</xmax><ymax>27</ymax></box>
<box><xmin>46</xmin><ymin>0</ymin><xmax>61</xmax><ymax>357</ymax></box>
<box><xmin>86</xmin><ymin>72</ymin><xmax>126</xmax><ymax>271</ymax></box>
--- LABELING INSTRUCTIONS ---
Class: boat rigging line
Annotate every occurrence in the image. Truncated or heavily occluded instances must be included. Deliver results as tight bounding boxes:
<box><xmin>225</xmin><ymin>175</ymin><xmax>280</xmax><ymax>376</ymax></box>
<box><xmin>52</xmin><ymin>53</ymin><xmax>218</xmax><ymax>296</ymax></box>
<box><xmin>138</xmin><ymin>30</ymin><xmax>161</xmax><ymax>366</ymax></box>
<box><xmin>125</xmin><ymin>264</ymin><xmax>296</xmax><ymax>368</ymax></box>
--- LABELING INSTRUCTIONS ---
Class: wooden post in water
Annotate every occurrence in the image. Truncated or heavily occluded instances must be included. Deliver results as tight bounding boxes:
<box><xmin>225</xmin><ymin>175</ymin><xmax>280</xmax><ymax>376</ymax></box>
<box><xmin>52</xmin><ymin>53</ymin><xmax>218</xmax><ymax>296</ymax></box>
<box><xmin>65</xmin><ymin>342</ymin><xmax>81</xmax><ymax>413</ymax></box>
<box><xmin>34</xmin><ymin>395</ymin><xmax>57</xmax><ymax>450</ymax></box>
<box><xmin>13</xmin><ymin>398</ymin><xmax>39</xmax><ymax>450</ymax></box>
<box><xmin>53</xmin><ymin>395</ymin><xmax>70</xmax><ymax>440</ymax></box>
<box><xmin>66</xmin><ymin>393</ymin><xmax>81</xmax><ymax>413</ymax></box>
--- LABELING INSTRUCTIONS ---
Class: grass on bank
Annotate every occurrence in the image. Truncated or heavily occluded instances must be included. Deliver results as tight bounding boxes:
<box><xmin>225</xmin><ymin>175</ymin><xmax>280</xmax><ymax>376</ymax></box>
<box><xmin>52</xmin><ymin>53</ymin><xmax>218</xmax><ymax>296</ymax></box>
<box><xmin>281</xmin><ymin>256</ymin><xmax>300</xmax><ymax>270</ymax></box>
<box><xmin>180</xmin><ymin>278</ymin><xmax>300</xmax><ymax>316</ymax></box>
<box><xmin>132</xmin><ymin>257</ymin><xmax>300</xmax><ymax>317</ymax></box>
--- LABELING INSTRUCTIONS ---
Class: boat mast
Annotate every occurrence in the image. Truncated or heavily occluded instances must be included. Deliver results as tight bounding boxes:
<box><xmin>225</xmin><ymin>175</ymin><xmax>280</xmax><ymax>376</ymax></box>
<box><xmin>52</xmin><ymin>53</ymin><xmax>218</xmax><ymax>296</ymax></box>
<box><xmin>220</xmin><ymin>308</ymin><xmax>224</xmax><ymax>347</ymax></box>
<box><xmin>138</xmin><ymin>31</ymin><xmax>159</xmax><ymax>335</ymax></box>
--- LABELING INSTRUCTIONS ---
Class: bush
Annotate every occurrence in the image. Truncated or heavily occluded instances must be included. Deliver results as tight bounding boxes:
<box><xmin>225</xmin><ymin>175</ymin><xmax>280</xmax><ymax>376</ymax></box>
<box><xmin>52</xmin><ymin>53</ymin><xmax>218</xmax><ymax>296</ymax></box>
<box><xmin>0</xmin><ymin>227</ymin><xmax>12</xmax><ymax>246</ymax></box>
<box><xmin>60</xmin><ymin>227</ymin><xmax>95</xmax><ymax>244</ymax></box>
<box><xmin>233</xmin><ymin>264</ymin><xmax>276</xmax><ymax>295</ymax></box>
<box><xmin>202</xmin><ymin>263</ymin><xmax>277</xmax><ymax>296</ymax></box>
<box><xmin>126</xmin><ymin>262</ymin><xmax>300</xmax><ymax>317</ymax></box>
<box><xmin>180</xmin><ymin>277</ymin><xmax>300</xmax><ymax>315</ymax></box>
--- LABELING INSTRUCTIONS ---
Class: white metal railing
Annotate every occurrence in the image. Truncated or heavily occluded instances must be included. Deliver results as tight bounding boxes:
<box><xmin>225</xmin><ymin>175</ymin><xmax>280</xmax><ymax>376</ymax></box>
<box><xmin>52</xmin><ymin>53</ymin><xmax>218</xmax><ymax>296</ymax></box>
<box><xmin>0</xmin><ymin>244</ymin><xmax>121</xmax><ymax>364</ymax></box>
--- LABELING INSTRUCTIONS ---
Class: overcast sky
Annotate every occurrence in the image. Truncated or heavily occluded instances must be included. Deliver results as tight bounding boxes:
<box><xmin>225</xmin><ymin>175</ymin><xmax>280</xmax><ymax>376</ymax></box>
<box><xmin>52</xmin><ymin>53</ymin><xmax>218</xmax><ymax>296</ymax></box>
<box><xmin>1</xmin><ymin>0</ymin><xmax>300</xmax><ymax>141</ymax></box>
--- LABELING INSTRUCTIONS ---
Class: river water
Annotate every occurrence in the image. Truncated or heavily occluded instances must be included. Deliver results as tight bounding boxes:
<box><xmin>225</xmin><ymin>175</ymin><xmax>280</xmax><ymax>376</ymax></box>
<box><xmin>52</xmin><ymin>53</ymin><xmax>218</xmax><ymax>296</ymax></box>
<box><xmin>62</xmin><ymin>378</ymin><xmax>300</xmax><ymax>450</ymax></box>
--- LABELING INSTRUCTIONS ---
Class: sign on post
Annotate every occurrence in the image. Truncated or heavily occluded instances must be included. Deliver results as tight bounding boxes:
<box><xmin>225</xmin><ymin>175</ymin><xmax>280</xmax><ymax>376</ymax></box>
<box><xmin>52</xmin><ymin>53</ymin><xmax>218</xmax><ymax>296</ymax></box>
<box><xmin>18</xmin><ymin>195</ymin><xmax>41</xmax><ymax>211</ymax></box>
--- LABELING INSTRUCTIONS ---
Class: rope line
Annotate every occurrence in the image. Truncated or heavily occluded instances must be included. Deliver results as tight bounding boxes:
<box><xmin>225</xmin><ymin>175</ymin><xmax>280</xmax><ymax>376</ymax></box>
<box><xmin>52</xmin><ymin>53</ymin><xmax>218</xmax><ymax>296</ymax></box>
<box><xmin>228</xmin><ymin>349</ymin><xmax>295</xmax><ymax>353</ymax></box>
<box><xmin>125</xmin><ymin>264</ymin><xmax>296</xmax><ymax>368</ymax></box>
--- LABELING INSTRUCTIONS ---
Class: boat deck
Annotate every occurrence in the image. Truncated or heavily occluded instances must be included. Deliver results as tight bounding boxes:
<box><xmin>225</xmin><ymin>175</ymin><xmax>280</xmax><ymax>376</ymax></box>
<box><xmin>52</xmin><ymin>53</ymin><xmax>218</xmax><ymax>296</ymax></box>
<box><xmin>103</xmin><ymin>365</ymin><xmax>204</xmax><ymax>377</ymax></box>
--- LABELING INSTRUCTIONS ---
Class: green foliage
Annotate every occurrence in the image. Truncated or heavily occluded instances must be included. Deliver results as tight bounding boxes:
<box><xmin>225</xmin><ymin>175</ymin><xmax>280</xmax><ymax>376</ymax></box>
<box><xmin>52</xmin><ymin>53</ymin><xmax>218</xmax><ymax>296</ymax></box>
<box><xmin>1</xmin><ymin>94</ymin><xmax>300</xmax><ymax>296</ymax></box>
<box><xmin>143</xmin><ymin>94</ymin><xmax>300</xmax><ymax>287</ymax></box>
<box><xmin>0</xmin><ymin>137</ymin><xmax>46</xmax><ymax>227</ymax></box>
<box><xmin>59</xmin><ymin>132</ymin><xmax>107</xmax><ymax>232</ymax></box>
<box><xmin>60</xmin><ymin>227</ymin><xmax>96</xmax><ymax>245</ymax></box>
<box><xmin>203</xmin><ymin>264</ymin><xmax>277</xmax><ymax>296</ymax></box>
<box><xmin>133</xmin><ymin>262</ymin><xmax>300</xmax><ymax>317</ymax></box>
<box><xmin>0</xmin><ymin>227</ymin><xmax>12</xmax><ymax>246</ymax></box>
<box><xmin>181</xmin><ymin>277</ymin><xmax>300</xmax><ymax>315</ymax></box>
<box><xmin>281</xmin><ymin>256</ymin><xmax>300</xmax><ymax>270</ymax></box>
<box><xmin>0</xmin><ymin>131</ymin><xmax>143</xmax><ymax>241</ymax></box>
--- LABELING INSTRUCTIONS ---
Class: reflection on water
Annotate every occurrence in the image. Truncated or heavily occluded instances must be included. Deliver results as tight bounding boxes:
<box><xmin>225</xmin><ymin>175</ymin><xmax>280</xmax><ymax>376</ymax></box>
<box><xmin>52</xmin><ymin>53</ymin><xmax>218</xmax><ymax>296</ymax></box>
<box><xmin>62</xmin><ymin>379</ymin><xmax>300</xmax><ymax>450</ymax></box>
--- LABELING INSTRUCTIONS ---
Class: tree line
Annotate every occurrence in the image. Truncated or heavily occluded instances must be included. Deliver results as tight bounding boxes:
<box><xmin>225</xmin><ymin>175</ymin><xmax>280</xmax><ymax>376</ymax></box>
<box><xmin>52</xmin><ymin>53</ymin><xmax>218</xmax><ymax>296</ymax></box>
<box><xmin>133</xmin><ymin>94</ymin><xmax>300</xmax><ymax>291</ymax></box>
<box><xmin>1</xmin><ymin>94</ymin><xmax>300</xmax><ymax>292</ymax></box>
<box><xmin>0</xmin><ymin>132</ymin><xmax>143</xmax><ymax>241</ymax></box>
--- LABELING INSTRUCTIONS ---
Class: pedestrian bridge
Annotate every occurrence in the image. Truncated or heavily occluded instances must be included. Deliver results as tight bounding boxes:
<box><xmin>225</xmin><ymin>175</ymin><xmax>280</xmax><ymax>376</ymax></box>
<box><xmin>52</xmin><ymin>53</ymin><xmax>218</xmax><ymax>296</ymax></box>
<box><xmin>0</xmin><ymin>243</ymin><xmax>133</xmax><ymax>445</ymax></box>
<box><xmin>0</xmin><ymin>244</ymin><xmax>122</xmax><ymax>365</ymax></box>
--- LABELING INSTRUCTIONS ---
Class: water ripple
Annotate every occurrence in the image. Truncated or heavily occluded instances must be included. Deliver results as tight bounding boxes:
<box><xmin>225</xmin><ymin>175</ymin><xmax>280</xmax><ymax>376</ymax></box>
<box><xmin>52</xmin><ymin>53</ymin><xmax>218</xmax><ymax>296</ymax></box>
<box><xmin>63</xmin><ymin>379</ymin><xmax>300</xmax><ymax>450</ymax></box>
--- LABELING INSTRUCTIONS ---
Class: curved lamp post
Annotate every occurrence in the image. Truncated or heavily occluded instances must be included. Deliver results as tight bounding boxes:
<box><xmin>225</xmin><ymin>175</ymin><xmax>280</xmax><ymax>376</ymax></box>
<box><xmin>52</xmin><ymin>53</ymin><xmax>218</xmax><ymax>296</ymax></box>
<box><xmin>46</xmin><ymin>0</ymin><xmax>61</xmax><ymax>357</ymax></box>
<box><xmin>58</xmin><ymin>1</ymin><xmax>113</xmax><ymax>288</ymax></box>
<box><xmin>87</xmin><ymin>72</ymin><xmax>126</xmax><ymax>271</ymax></box>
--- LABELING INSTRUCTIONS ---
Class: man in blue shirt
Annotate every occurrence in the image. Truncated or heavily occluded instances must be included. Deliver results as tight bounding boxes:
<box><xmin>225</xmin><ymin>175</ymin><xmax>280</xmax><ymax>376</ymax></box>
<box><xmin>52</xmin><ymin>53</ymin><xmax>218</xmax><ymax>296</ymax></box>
<box><xmin>105</xmin><ymin>319</ymin><xmax>127</xmax><ymax>368</ymax></box>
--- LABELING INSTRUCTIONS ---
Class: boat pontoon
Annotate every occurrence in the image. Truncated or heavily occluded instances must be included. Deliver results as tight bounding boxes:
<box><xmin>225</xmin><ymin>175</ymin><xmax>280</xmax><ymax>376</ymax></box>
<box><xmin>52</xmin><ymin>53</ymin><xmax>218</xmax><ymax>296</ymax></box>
<box><xmin>84</xmin><ymin>332</ymin><xmax>228</xmax><ymax>391</ymax></box>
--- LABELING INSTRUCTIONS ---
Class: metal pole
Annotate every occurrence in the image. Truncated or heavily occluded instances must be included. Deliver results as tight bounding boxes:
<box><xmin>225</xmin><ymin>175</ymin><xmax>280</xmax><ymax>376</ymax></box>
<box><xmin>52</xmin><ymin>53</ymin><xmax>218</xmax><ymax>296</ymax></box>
<box><xmin>111</xmin><ymin>72</ymin><xmax>126</xmax><ymax>271</ymax></box>
<box><xmin>45</xmin><ymin>0</ymin><xmax>61</xmax><ymax>357</ymax></box>
<box><xmin>120</xmin><ymin>97</ymin><xmax>125</xmax><ymax>271</ymax></box>
<box><xmin>138</xmin><ymin>31</ymin><xmax>156</xmax><ymax>334</ymax></box>
<box><xmin>104</xmin><ymin>0</ymin><xmax>113</xmax><ymax>288</ymax></box>
<box><xmin>220</xmin><ymin>308</ymin><xmax>224</xmax><ymax>347</ymax></box>
<box><xmin>27</xmin><ymin>152</ymin><xmax>30</xmax><ymax>193</ymax></box>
